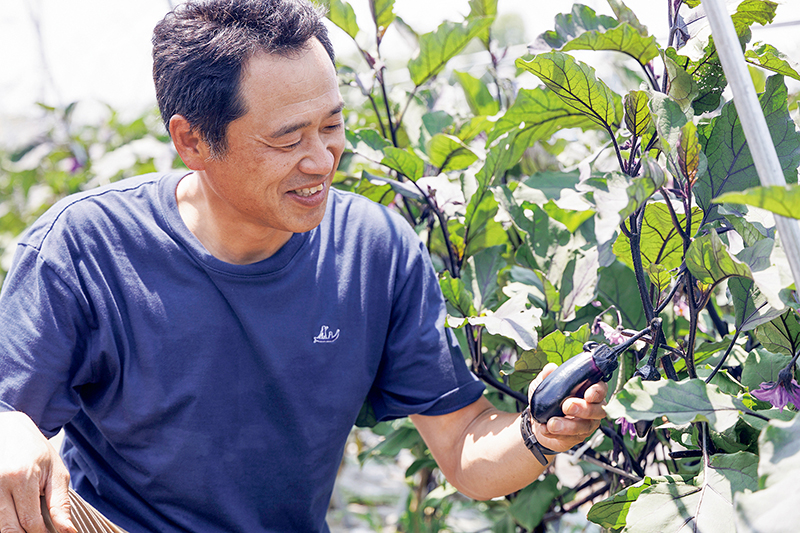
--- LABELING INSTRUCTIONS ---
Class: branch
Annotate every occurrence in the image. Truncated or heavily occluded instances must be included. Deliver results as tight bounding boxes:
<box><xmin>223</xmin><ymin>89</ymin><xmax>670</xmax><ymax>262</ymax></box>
<box><xmin>704</xmin><ymin>329</ymin><xmax>741</xmax><ymax>383</ymax></box>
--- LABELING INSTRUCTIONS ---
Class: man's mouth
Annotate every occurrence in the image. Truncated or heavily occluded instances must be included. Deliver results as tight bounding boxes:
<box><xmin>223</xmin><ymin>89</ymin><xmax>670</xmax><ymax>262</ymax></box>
<box><xmin>292</xmin><ymin>184</ymin><xmax>324</xmax><ymax>197</ymax></box>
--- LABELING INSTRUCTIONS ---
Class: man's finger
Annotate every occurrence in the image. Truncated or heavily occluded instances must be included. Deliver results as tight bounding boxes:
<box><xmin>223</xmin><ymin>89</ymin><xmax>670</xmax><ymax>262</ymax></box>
<box><xmin>43</xmin><ymin>473</ymin><xmax>76</xmax><ymax>533</ymax></box>
<box><xmin>10</xmin><ymin>482</ymin><xmax>48</xmax><ymax>533</ymax></box>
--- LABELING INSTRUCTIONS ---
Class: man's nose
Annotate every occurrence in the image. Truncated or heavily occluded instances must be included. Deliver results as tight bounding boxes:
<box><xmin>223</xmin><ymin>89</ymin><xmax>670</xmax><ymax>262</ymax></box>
<box><xmin>298</xmin><ymin>135</ymin><xmax>336</xmax><ymax>176</ymax></box>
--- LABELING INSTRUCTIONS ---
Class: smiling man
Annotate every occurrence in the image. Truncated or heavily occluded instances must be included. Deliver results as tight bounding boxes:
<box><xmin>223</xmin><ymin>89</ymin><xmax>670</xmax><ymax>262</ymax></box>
<box><xmin>0</xmin><ymin>1</ymin><xmax>606</xmax><ymax>532</ymax></box>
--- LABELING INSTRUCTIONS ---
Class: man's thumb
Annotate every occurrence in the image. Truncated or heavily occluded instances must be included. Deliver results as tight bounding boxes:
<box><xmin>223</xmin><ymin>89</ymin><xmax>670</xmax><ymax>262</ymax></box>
<box><xmin>43</xmin><ymin>484</ymin><xmax>77</xmax><ymax>533</ymax></box>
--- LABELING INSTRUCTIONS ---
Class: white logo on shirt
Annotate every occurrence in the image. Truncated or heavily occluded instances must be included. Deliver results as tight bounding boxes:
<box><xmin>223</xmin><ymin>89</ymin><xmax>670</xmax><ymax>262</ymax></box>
<box><xmin>313</xmin><ymin>325</ymin><xmax>340</xmax><ymax>343</ymax></box>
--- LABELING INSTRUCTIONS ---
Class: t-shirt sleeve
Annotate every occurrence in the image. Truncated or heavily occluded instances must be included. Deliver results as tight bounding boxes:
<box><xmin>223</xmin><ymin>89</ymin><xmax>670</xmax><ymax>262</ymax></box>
<box><xmin>367</xmin><ymin>233</ymin><xmax>485</xmax><ymax>422</ymax></box>
<box><xmin>0</xmin><ymin>243</ymin><xmax>92</xmax><ymax>437</ymax></box>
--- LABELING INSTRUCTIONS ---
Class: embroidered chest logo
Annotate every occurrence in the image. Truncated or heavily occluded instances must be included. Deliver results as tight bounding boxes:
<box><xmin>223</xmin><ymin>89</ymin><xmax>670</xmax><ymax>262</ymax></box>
<box><xmin>314</xmin><ymin>325</ymin><xmax>340</xmax><ymax>344</ymax></box>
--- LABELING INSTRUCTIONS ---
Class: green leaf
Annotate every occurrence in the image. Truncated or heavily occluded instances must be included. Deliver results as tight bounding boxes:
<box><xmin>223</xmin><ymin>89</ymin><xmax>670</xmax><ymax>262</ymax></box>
<box><xmin>488</xmin><ymin>87</ymin><xmax>602</xmax><ymax>146</ymax></box>
<box><xmin>494</xmin><ymin>184</ymin><xmax>570</xmax><ymax>272</ymax></box>
<box><xmin>381</xmin><ymin>147</ymin><xmax>424</xmax><ymax>181</ymax></box>
<box><xmin>561</xmin><ymin>23</ymin><xmax>659</xmax><ymax>67</ymax></box>
<box><xmin>745</xmin><ymin>42</ymin><xmax>800</xmax><ymax>81</ymax></box>
<box><xmin>427</xmin><ymin>134</ymin><xmax>478</xmax><ymax>172</ymax></box>
<box><xmin>730</xmin><ymin>277</ymin><xmax>785</xmax><ymax>333</ymax></box>
<box><xmin>613</xmin><ymin>202</ymin><xmax>698</xmax><ymax>278</ymax></box>
<box><xmin>753</xmin><ymin>310</ymin><xmax>800</xmax><ymax>357</ymax></box>
<box><xmin>587</xmin><ymin>476</ymin><xmax>658</xmax><ymax>529</ymax></box>
<box><xmin>516</xmin><ymin>52</ymin><xmax>622</xmax><ymax>130</ymax></box>
<box><xmin>535</xmin><ymin>4</ymin><xmax>619</xmax><ymax>50</ymax></box>
<box><xmin>730</xmin><ymin>0</ymin><xmax>778</xmax><ymax>37</ymax></box>
<box><xmin>346</xmin><ymin>127</ymin><xmax>392</xmax><ymax>159</ymax></box>
<box><xmin>740</xmin><ymin>348</ymin><xmax>792</xmax><ymax>391</ymax></box>
<box><xmin>370</xmin><ymin>0</ymin><xmax>395</xmax><ymax>41</ymax></box>
<box><xmin>623</xmin><ymin>90</ymin><xmax>652</xmax><ymax>137</ymax></box>
<box><xmin>511</xmin><ymin>325</ymin><xmax>591</xmax><ymax>390</ymax></box>
<box><xmin>605</xmin><ymin>0</ymin><xmax>648</xmax><ymax>36</ymax></box>
<box><xmin>461</xmin><ymin>245</ymin><xmax>505</xmax><ymax>312</ymax></box>
<box><xmin>648</xmin><ymin>91</ymin><xmax>688</xmax><ymax>155</ymax></box>
<box><xmin>468</xmin><ymin>292</ymin><xmax>542</xmax><ymax>351</ymax></box>
<box><xmin>735</xmin><ymin>414</ymin><xmax>800</xmax><ymax>531</ymax></box>
<box><xmin>453</xmin><ymin>70</ymin><xmax>500</xmax><ymax>117</ymax></box>
<box><xmin>558</xmin><ymin>246</ymin><xmax>600</xmax><ymax>323</ymax></box>
<box><xmin>672</xmin><ymin>121</ymin><xmax>707</xmax><ymax>186</ymax></box>
<box><xmin>696</xmin><ymin>75</ymin><xmax>800</xmax><ymax>218</ymax></box>
<box><xmin>439</xmin><ymin>271</ymin><xmax>477</xmax><ymax>317</ymax></box>
<box><xmin>685</xmin><ymin>230</ymin><xmax>752</xmax><ymax>288</ymax></box>
<box><xmin>663</xmin><ymin>52</ymin><xmax>698</xmax><ymax>114</ymax></box>
<box><xmin>408</xmin><ymin>17</ymin><xmax>493</xmax><ymax>86</ymax></box>
<box><xmin>665</xmin><ymin>44</ymin><xmax>727</xmax><ymax>115</ymax></box>
<box><xmin>507</xmin><ymin>475</ymin><xmax>559</xmax><ymax>530</ymax></box>
<box><xmin>606</xmin><ymin>377</ymin><xmax>747</xmax><ymax>432</ymax></box>
<box><xmin>327</xmin><ymin>0</ymin><xmax>359</xmax><ymax>39</ymax></box>
<box><xmin>597</xmin><ymin>261</ymin><xmax>647</xmax><ymax>330</ymax></box>
<box><xmin>360</xmin><ymin>171</ymin><xmax>424</xmax><ymax>202</ymax></box>
<box><xmin>714</xmin><ymin>184</ymin><xmax>800</xmax><ymax>219</ymax></box>
<box><xmin>467</xmin><ymin>0</ymin><xmax>497</xmax><ymax>47</ymax></box>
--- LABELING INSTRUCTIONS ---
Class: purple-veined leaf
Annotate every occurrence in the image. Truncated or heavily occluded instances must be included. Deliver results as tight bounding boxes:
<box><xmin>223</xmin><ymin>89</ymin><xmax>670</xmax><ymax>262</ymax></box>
<box><xmin>408</xmin><ymin>18</ymin><xmax>493</xmax><ymax>87</ymax></box>
<box><xmin>561</xmin><ymin>23</ymin><xmax>659</xmax><ymax>66</ymax></box>
<box><xmin>696</xmin><ymin>75</ymin><xmax>800</xmax><ymax>221</ymax></box>
<box><xmin>381</xmin><ymin>147</ymin><xmax>425</xmax><ymax>181</ymax></box>
<box><xmin>533</xmin><ymin>4</ymin><xmax>618</xmax><ymax>50</ymax></box>
<box><xmin>461</xmin><ymin>245</ymin><xmax>505</xmax><ymax>312</ymax></box>
<box><xmin>516</xmin><ymin>52</ymin><xmax>623</xmax><ymax>131</ymax></box>
<box><xmin>729</xmin><ymin>277</ymin><xmax>785</xmax><ymax>333</ymax></box>
<box><xmin>685</xmin><ymin>230</ymin><xmax>752</xmax><ymax>288</ymax></box>
<box><xmin>624</xmin><ymin>90</ymin><xmax>652</xmax><ymax>137</ymax></box>
<box><xmin>606</xmin><ymin>377</ymin><xmax>747</xmax><ymax>432</ymax></box>
<box><xmin>614</xmin><ymin>202</ymin><xmax>699</xmax><ymax>281</ymax></box>
<box><xmin>674</xmin><ymin>119</ymin><xmax>707</xmax><ymax>186</ymax></box>
<box><xmin>714</xmin><ymin>184</ymin><xmax>800</xmax><ymax>219</ymax></box>
<box><xmin>487</xmin><ymin>87</ymin><xmax>601</xmax><ymax>146</ymax></box>
<box><xmin>753</xmin><ymin>309</ymin><xmax>800</xmax><ymax>358</ymax></box>
<box><xmin>427</xmin><ymin>134</ymin><xmax>478</xmax><ymax>173</ymax></box>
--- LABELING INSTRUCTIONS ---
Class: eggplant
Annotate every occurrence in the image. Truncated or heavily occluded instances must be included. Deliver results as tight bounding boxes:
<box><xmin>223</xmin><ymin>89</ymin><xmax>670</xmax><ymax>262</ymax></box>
<box><xmin>530</xmin><ymin>343</ymin><xmax>618</xmax><ymax>424</ymax></box>
<box><xmin>529</xmin><ymin>319</ymin><xmax>660</xmax><ymax>425</ymax></box>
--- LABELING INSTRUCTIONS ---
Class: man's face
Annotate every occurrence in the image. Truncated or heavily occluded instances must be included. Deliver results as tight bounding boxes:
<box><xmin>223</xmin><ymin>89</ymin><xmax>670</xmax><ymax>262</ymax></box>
<box><xmin>198</xmin><ymin>39</ymin><xmax>345</xmax><ymax>241</ymax></box>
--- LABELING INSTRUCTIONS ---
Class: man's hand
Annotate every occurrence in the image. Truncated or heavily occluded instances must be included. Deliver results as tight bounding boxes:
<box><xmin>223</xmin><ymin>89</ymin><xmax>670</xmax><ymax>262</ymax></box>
<box><xmin>0</xmin><ymin>411</ymin><xmax>76</xmax><ymax>533</ymax></box>
<box><xmin>526</xmin><ymin>362</ymin><xmax>609</xmax><ymax>454</ymax></box>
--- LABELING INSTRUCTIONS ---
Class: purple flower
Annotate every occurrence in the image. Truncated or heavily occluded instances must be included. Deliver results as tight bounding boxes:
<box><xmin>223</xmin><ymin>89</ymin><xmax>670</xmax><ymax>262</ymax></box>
<box><xmin>596</xmin><ymin>322</ymin><xmax>626</xmax><ymax>345</ymax></box>
<box><xmin>616</xmin><ymin>417</ymin><xmax>637</xmax><ymax>440</ymax></box>
<box><xmin>751</xmin><ymin>367</ymin><xmax>800</xmax><ymax>412</ymax></box>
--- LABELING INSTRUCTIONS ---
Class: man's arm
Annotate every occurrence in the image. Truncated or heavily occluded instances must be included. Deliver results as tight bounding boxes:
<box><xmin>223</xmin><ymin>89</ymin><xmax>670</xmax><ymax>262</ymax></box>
<box><xmin>410</xmin><ymin>364</ymin><xmax>607</xmax><ymax>501</ymax></box>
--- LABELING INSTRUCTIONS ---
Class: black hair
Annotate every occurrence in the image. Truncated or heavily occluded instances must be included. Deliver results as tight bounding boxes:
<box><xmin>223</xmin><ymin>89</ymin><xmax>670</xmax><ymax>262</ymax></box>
<box><xmin>152</xmin><ymin>0</ymin><xmax>335</xmax><ymax>156</ymax></box>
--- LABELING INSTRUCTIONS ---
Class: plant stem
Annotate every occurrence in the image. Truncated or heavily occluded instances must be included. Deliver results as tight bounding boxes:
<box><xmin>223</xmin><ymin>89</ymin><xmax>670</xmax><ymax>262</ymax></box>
<box><xmin>705</xmin><ymin>329</ymin><xmax>741</xmax><ymax>383</ymax></box>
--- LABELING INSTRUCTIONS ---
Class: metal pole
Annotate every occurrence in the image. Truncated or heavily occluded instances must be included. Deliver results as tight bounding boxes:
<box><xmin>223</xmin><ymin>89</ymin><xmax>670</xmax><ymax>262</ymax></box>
<box><xmin>702</xmin><ymin>0</ymin><xmax>800</xmax><ymax>290</ymax></box>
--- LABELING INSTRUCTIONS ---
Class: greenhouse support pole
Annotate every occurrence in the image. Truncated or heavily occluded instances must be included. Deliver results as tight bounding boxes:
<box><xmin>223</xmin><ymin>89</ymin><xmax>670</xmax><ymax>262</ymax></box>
<box><xmin>702</xmin><ymin>0</ymin><xmax>800</xmax><ymax>290</ymax></box>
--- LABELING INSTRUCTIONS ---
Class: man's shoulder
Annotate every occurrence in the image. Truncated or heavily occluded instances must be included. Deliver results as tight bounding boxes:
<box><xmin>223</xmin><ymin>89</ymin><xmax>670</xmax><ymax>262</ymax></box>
<box><xmin>22</xmin><ymin>172</ymin><xmax>180</xmax><ymax>250</ymax></box>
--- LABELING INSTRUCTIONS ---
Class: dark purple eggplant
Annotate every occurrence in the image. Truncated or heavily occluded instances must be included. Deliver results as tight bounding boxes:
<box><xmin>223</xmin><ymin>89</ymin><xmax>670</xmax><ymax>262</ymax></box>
<box><xmin>530</xmin><ymin>343</ymin><xmax>618</xmax><ymax>424</ymax></box>
<box><xmin>530</xmin><ymin>319</ymin><xmax>660</xmax><ymax>425</ymax></box>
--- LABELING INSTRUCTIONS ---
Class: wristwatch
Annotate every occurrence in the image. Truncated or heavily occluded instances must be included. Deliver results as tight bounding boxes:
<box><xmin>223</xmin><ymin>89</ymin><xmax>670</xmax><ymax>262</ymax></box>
<box><xmin>519</xmin><ymin>406</ymin><xmax>559</xmax><ymax>466</ymax></box>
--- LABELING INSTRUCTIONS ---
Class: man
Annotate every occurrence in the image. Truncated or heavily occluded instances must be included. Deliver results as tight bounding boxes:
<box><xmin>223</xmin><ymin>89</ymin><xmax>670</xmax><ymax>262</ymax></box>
<box><xmin>0</xmin><ymin>1</ymin><xmax>607</xmax><ymax>532</ymax></box>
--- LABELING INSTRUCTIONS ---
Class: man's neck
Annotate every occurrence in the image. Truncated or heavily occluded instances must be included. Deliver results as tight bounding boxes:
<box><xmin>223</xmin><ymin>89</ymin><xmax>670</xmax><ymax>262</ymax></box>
<box><xmin>175</xmin><ymin>172</ymin><xmax>293</xmax><ymax>264</ymax></box>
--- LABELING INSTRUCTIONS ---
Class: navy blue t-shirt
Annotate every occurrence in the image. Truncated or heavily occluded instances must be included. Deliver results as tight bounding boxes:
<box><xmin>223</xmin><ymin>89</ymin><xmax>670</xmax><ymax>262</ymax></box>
<box><xmin>0</xmin><ymin>172</ymin><xmax>484</xmax><ymax>532</ymax></box>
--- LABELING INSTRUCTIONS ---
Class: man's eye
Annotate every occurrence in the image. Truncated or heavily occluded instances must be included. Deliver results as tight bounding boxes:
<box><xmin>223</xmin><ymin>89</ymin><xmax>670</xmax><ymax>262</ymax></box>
<box><xmin>282</xmin><ymin>140</ymin><xmax>302</xmax><ymax>149</ymax></box>
<box><xmin>325</xmin><ymin>123</ymin><xmax>343</xmax><ymax>132</ymax></box>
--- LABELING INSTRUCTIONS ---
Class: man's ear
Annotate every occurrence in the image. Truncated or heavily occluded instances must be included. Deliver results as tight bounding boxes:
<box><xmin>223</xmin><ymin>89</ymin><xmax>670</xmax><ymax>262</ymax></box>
<box><xmin>169</xmin><ymin>115</ymin><xmax>210</xmax><ymax>171</ymax></box>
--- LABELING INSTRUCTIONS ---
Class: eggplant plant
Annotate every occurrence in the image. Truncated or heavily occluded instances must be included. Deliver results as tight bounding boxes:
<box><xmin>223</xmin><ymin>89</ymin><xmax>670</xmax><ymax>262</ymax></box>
<box><xmin>327</xmin><ymin>0</ymin><xmax>800</xmax><ymax>530</ymax></box>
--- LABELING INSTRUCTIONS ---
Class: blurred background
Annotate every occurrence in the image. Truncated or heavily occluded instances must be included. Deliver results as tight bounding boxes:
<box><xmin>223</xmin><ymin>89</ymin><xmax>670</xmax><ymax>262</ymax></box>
<box><xmin>2</xmin><ymin>0</ymin><xmax>799</xmax><ymax>531</ymax></box>
<box><xmin>2</xmin><ymin>0</ymin><xmax>799</xmax><ymax>124</ymax></box>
